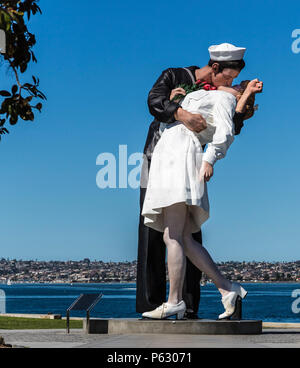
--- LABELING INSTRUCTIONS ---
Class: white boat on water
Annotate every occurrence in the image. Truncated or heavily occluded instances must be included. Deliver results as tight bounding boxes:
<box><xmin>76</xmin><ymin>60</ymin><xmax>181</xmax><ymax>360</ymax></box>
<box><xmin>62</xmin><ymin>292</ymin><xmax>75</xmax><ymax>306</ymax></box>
<box><xmin>6</xmin><ymin>279</ymin><xmax>12</xmax><ymax>285</ymax></box>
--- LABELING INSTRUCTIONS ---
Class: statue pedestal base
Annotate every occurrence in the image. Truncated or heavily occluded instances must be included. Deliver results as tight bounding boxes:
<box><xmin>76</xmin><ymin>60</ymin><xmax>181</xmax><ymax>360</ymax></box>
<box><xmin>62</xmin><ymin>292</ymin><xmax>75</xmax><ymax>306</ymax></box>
<box><xmin>83</xmin><ymin>318</ymin><xmax>262</xmax><ymax>335</ymax></box>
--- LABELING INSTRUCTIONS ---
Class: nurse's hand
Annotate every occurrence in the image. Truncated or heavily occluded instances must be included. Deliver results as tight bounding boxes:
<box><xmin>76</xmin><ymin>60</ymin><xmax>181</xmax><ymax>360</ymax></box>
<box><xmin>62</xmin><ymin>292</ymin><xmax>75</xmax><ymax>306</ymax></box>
<box><xmin>199</xmin><ymin>161</ymin><xmax>213</xmax><ymax>182</ymax></box>
<box><xmin>170</xmin><ymin>88</ymin><xmax>186</xmax><ymax>101</ymax></box>
<box><xmin>245</xmin><ymin>79</ymin><xmax>263</xmax><ymax>95</ymax></box>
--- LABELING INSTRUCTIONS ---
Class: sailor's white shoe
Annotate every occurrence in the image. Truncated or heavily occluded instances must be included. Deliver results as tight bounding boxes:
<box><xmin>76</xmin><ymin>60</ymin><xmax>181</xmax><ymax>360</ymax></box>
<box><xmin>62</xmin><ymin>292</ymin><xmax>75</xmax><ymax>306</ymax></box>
<box><xmin>142</xmin><ymin>300</ymin><xmax>186</xmax><ymax>320</ymax></box>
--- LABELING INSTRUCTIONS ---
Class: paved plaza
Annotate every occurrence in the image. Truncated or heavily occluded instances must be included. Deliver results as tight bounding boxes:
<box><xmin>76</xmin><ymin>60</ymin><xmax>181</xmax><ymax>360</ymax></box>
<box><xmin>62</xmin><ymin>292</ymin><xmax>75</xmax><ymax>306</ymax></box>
<box><xmin>1</xmin><ymin>328</ymin><xmax>300</xmax><ymax>348</ymax></box>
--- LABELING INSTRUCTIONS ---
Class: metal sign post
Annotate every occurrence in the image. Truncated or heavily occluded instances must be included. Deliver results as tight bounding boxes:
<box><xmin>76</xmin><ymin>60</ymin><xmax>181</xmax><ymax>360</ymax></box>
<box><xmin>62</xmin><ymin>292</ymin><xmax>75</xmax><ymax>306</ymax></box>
<box><xmin>66</xmin><ymin>293</ymin><xmax>103</xmax><ymax>333</ymax></box>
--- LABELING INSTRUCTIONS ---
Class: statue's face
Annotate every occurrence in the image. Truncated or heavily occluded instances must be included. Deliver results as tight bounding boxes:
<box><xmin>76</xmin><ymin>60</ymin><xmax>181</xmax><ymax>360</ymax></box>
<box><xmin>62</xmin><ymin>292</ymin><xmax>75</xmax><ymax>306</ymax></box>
<box><xmin>211</xmin><ymin>66</ymin><xmax>240</xmax><ymax>88</ymax></box>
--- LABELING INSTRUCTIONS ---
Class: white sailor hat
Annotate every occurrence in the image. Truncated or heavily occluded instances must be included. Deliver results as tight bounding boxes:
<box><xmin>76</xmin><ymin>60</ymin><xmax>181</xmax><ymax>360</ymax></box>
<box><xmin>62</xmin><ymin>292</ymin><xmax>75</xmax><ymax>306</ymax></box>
<box><xmin>208</xmin><ymin>43</ymin><xmax>246</xmax><ymax>61</ymax></box>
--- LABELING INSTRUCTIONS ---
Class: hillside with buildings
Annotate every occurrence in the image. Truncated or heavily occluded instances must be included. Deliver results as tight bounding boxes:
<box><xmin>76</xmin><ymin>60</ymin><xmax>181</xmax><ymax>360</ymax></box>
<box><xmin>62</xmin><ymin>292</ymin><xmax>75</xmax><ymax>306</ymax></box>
<box><xmin>0</xmin><ymin>258</ymin><xmax>299</xmax><ymax>284</ymax></box>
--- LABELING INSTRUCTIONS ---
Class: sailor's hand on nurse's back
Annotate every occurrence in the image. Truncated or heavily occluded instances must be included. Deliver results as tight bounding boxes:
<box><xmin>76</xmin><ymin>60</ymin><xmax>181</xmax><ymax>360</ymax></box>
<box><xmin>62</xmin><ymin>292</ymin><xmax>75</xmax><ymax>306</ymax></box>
<box><xmin>175</xmin><ymin>108</ymin><xmax>207</xmax><ymax>133</ymax></box>
<box><xmin>199</xmin><ymin>161</ymin><xmax>214</xmax><ymax>182</ymax></box>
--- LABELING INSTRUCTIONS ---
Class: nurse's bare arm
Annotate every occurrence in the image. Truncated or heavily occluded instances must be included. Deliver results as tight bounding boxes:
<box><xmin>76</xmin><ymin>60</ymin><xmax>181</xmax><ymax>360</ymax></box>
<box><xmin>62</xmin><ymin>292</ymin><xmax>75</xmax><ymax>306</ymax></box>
<box><xmin>218</xmin><ymin>80</ymin><xmax>263</xmax><ymax>114</ymax></box>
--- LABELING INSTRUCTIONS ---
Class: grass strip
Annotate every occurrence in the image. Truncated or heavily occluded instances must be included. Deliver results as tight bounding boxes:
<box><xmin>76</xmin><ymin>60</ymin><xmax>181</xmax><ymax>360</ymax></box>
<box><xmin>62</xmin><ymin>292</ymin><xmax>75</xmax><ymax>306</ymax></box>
<box><xmin>0</xmin><ymin>316</ymin><xmax>82</xmax><ymax>330</ymax></box>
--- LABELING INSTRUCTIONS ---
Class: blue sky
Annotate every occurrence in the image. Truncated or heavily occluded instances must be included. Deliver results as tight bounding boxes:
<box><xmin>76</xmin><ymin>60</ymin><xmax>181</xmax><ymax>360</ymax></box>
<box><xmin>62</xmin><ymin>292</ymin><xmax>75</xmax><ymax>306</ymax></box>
<box><xmin>0</xmin><ymin>0</ymin><xmax>299</xmax><ymax>262</ymax></box>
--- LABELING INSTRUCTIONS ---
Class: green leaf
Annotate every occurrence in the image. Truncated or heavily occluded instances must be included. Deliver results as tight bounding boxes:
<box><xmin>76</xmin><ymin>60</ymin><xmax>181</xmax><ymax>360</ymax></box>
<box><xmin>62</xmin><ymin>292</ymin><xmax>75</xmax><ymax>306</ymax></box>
<box><xmin>36</xmin><ymin>103</ymin><xmax>42</xmax><ymax>111</ymax></box>
<box><xmin>11</xmin><ymin>85</ymin><xmax>18</xmax><ymax>95</ymax></box>
<box><xmin>0</xmin><ymin>90</ymin><xmax>11</xmax><ymax>97</ymax></box>
<box><xmin>9</xmin><ymin>115</ymin><xmax>18</xmax><ymax>125</ymax></box>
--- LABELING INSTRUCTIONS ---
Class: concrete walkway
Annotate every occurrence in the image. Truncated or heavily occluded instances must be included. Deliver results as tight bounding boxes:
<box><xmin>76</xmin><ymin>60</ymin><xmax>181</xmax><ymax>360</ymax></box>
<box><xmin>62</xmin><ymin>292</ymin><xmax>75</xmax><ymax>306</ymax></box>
<box><xmin>1</xmin><ymin>328</ymin><xmax>300</xmax><ymax>348</ymax></box>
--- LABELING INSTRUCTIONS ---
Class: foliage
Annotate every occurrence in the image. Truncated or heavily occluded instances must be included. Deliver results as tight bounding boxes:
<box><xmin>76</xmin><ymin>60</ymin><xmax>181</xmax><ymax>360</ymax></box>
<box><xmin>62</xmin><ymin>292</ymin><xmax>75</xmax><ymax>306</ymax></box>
<box><xmin>0</xmin><ymin>0</ymin><xmax>46</xmax><ymax>141</ymax></box>
<box><xmin>171</xmin><ymin>81</ymin><xmax>216</xmax><ymax>102</ymax></box>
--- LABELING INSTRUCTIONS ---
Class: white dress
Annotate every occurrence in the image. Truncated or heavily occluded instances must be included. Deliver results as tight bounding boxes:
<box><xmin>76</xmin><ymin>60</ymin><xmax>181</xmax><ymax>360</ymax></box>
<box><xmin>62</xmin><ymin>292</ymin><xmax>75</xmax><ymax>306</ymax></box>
<box><xmin>141</xmin><ymin>90</ymin><xmax>237</xmax><ymax>233</ymax></box>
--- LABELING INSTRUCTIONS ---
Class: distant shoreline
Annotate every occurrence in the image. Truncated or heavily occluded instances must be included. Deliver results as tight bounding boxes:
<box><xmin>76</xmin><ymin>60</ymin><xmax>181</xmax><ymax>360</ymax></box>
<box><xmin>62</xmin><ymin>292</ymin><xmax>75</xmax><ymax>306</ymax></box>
<box><xmin>0</xmin><ymin>281</ymin><xmax>299</xmax><ymax>285</ymax></box>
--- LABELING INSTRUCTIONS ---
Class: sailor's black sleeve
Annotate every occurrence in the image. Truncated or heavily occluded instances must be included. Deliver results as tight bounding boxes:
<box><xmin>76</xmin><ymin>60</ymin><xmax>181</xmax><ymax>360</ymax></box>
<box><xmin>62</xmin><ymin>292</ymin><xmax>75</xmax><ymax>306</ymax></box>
<box><xmin>147</xmin><ymin>68</ymin><xmax>180</xmax><ymax>123</ymax></box>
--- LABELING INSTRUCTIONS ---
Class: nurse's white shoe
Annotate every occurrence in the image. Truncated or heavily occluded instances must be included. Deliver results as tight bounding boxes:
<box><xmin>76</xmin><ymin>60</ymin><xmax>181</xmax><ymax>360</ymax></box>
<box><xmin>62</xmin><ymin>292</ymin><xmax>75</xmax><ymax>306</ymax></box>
<box><xmin>142</xmin><ymin>300</ymin><xmax>186</xmax><ymax>320</ymax></box>
<box><xmin>218</xmin><ymin>283</ymin><xmax>248</xmax><ymax>320</ymax></box>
